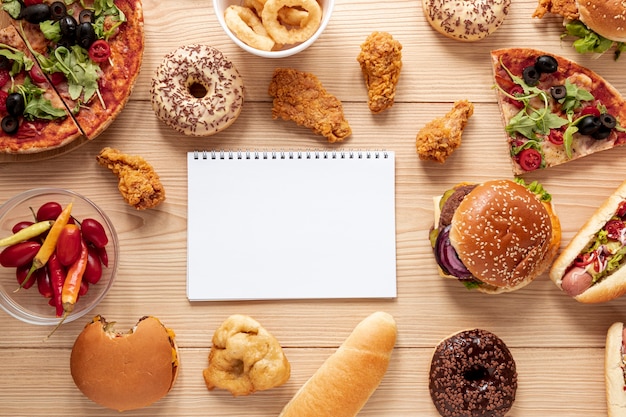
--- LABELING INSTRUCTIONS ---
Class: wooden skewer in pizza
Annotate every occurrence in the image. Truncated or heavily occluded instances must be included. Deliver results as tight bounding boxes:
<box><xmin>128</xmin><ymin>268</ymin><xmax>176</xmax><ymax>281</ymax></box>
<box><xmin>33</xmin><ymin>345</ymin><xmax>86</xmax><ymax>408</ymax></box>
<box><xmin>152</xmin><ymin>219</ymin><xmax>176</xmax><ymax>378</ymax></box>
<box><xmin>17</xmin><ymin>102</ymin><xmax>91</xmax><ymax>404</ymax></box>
<box><xmin>491</xmin><ymin>48</ymin><xmax>626</xmax><ymax>175</ymax></box>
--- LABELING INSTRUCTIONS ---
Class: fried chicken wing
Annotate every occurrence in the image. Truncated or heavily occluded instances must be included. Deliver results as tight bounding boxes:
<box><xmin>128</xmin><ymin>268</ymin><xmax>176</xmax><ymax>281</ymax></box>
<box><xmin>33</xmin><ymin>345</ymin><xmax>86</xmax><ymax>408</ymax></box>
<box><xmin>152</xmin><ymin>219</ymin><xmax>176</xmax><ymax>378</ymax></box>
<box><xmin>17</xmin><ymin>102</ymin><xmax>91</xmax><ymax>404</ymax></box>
<box><xmin>268</xmin><ymin>68</ymin><xmax>352</xmax><ymax>143</ymax></box>
<box><xmin>532</xmin><ymin>0</ymin><xmax>579</xmax><ymax>19</ymax></box>
<box><xmin>357</xmin><ymin>32</ymin><xmax>403</xmax><ymax>114</ymax></box>
<box><xmin>96</xmin><ymin>147</ymin><xmax>166</xmax><ymax>210</ymax></box>
<box><xmin>203</xmin><ymin>315</ymin><xmax>290</xmax><ymax>396</ymax></box>
<box><xmin>415</xmin><ymin>100</ymin><xmax>474</xmax><ymax>163</ymax></box>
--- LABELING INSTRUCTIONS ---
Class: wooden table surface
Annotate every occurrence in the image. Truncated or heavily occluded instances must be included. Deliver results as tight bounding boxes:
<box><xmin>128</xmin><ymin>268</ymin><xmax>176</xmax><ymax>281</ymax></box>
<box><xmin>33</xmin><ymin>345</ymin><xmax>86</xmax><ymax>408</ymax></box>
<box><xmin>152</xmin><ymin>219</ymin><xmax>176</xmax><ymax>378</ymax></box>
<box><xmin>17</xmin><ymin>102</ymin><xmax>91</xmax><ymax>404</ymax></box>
<box><xmin>1</xmin><ymin>0</ymin><xmax>626</xmax><ymax>415</ymax></box>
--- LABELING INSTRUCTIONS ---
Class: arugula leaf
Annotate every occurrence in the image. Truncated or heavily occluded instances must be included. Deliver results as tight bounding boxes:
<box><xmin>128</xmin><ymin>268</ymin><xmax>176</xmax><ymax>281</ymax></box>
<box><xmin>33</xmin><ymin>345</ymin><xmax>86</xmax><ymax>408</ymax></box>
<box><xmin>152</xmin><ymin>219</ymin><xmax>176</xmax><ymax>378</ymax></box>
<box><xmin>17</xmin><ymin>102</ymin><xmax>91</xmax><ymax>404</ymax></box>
<box><xmin>39</xmin><ymin>21</ymin><xmax>62</xmax><ymax>43</ymax></box>
<box><xmin>560</xmin><ymin>79</ymin><xmax>594</xmax><ymax>114</ymax></box>
<box><xmin>2</xmin><ymin>0</ymin><xmax>22</xmax><ymax>19</ymax></box>
<box><xmin>0</xmin><ymin>43</ymin><xmax>35</xmax><ymax>75</ymax></box>
<box><xmin>506</xmin><ymin>107</ymin><xmax>568</xmax><ymax>139</ymax></box>
<box><xmin>15</xmin><ymin>78</ymin><xmax>67</xmax><ymax>121</ymax></box>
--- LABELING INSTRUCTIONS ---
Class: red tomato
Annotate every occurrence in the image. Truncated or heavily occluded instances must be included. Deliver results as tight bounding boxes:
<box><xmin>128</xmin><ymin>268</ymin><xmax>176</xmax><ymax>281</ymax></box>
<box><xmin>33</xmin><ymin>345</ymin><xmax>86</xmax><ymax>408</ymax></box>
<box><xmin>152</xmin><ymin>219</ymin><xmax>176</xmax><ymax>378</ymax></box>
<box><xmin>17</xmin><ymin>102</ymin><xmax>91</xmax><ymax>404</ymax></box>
<box><xmin>580</xmin><ymin>106</ymin><xmax>601</xmax><ymax>117</ymax></box>
<box><xmin>548</xmin><ymin>129</ymin><xmax>564</xmax><ymax>145</ymax></box>
<box><xmin>29</xmin><ymin>66</ymin><xmax>47</xmax><ymax>84</ymax></box>
<box><xmin>518</xmin><ymin>148</ymin><xmax>542</xmax><ymax>171</ymax></box>
<box><xmin>0</xmin><ymin>69</ymin><xmax>9</xmax><ymax>88</ymax></box>
<box><xmin>617</xmin><ymin>201</ymin><xmax>626</xmax><ymax>218</ymax></box>
<box><xmin>0</xmin><ymin>90</ymin><xmax>7</xmax><ymax>113</ymax></box>
<box><xmin>49</xmin><ymin>72</ymin><xmax>66</xmax><ymax>85</ymax></box>
<box><xmin>605</xmin><ymin>219</ymin><xmax>626</xmax><ymax>241</ymax></box>
<box><xmin>507</xmin><ymin>85</ymin><xmax>525</xmax><ymax>109</ymax></box>
<box><xmin>88</xmin><ymin>40</ymin><xmax>111</xmax><ymax>63</ymax></box>
<box><xmin>23</xmin><ymin>0</ymin><xmax>43</xmax><ymax>5</ymax></box>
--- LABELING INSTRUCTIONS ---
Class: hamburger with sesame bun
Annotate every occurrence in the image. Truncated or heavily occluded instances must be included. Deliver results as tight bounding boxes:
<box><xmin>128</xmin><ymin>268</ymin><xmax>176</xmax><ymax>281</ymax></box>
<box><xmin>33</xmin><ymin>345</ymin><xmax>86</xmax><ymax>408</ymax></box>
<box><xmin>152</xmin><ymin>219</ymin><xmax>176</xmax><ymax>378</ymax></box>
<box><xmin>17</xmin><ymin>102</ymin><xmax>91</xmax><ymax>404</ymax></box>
<box><xmin>533</xmin><ymin>0</ymin><xmax>626</xmax><ymax>59</ymax></box>
<box><xmin>429</xmin><ymin>179</ymin><xmax>561</xmax><ymax>293</ymax></box>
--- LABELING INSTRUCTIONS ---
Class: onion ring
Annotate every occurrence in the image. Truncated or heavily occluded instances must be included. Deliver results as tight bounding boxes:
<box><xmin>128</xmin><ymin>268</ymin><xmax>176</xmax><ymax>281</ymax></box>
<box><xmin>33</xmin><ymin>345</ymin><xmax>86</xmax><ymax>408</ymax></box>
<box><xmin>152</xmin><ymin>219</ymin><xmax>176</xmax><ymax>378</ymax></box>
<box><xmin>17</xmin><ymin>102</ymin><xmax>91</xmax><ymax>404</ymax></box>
<box><xmin>261</xmin><ymin>0</ymin><xmax>322</xmax><ymax>44</ymax></box>
<box><xmin>224</xmin><ymin>5</ymin><xmax>275</xmax><ymax>51</ymax></box>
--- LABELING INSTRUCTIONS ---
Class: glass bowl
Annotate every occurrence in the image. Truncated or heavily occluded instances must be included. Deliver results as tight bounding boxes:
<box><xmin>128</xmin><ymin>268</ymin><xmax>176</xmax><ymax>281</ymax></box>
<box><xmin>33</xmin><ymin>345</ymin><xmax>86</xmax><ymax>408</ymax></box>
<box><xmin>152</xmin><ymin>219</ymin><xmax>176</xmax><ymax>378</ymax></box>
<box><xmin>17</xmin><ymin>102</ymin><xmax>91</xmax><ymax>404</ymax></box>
<box><xmin>213</xmin><ymin>0</ymin><xmax>335</xmax><ymax>58</ymax></box>
<box><xmin>0</xmin><ymin>188</ymin><xmax>118</xmax><ymax>325</ymax></box>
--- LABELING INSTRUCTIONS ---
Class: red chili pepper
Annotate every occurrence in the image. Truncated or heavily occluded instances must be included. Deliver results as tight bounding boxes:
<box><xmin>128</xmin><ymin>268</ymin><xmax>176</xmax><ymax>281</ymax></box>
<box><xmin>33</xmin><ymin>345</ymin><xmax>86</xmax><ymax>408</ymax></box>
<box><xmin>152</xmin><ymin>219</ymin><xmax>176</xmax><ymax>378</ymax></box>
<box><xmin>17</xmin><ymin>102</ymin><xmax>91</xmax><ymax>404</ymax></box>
<box><xmin>47</xmin><ymin>254</ymin><xmax>66</xmax><ymax>317</ymax></box>
<box><xmin>46</xmin><ymin>240</ymin><xmax>88</xmax><ymax>339</ymax></box>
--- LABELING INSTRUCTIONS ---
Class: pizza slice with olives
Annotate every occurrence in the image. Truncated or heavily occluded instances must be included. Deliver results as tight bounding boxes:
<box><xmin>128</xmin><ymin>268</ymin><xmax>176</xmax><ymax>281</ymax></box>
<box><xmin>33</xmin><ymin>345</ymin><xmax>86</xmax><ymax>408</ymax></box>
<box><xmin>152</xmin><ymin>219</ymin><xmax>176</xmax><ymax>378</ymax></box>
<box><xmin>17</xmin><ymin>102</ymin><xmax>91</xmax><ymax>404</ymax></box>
<box><xmin>491</xmin><ymin>48</ymin><xmax>626</xmax><ymax>175</ymax></box>
<box><xmin>0</xmin><ymin>25</ymin><xmax>81</xmax><ymax>153</ymax></box>
<box><xmin>1</xmin><ymin>0</ymin><xmax>144</xmax><ymax>141</ymax></box>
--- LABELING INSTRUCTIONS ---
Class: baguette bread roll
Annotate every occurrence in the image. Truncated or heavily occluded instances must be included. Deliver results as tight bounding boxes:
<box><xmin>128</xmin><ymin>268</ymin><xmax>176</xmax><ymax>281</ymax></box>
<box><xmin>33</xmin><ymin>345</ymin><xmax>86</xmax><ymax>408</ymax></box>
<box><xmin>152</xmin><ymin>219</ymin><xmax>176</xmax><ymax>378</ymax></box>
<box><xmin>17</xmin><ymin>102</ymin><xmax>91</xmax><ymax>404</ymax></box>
<box><xmin>605</xmin><ymin>322</ymin><xmax>626</xmax><ymax>417</ymax></box>
<box><xmin>550</xmin><ymin>180</ymin><xmax>626</xmax><ymax>303</ymax></box>
<box><xmin>278</xmin><ymin>311</ymin><xmax>397</xmax><ymax>417</ymax></box>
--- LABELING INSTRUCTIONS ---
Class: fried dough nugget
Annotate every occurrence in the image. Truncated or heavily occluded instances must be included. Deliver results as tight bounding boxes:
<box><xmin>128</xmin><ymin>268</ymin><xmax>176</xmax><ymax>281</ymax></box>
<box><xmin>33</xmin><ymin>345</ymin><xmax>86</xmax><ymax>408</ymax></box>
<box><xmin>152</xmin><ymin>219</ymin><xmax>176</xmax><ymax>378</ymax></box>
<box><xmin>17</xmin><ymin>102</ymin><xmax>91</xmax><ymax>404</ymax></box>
<box><xmin>96</xmin><ymin>147</ymin><xmax>166</xmax><ymax>210</ymax></box>
<box><xmin>203</xmin><ymin>315</ymin><xmax>290</xmax><ymax>396</ymax></box>
<box><xmin>357</xmin><ymin>32</ymin><xmax>403</xmax><ymax>114</ymax></box>
<box><xmin>268</xmin><ymin>68</ymin><xmax>352</xmax><ymax>143</ymax></box>
<box><xmin>415</xmin><ymin>100</ymin><xmax>474</xmax><ymax>163</ymax></box>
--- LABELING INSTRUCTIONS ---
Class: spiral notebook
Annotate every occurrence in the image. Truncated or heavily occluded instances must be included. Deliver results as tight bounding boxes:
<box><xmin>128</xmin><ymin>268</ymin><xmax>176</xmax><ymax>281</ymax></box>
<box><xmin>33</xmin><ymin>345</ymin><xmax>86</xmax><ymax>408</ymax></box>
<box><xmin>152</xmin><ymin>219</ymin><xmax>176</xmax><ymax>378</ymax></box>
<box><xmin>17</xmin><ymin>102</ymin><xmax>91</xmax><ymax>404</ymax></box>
<box><xmin>186</xmin><ymin>150</ymin><xmax>397</xmax><ymax>301</ymax></box>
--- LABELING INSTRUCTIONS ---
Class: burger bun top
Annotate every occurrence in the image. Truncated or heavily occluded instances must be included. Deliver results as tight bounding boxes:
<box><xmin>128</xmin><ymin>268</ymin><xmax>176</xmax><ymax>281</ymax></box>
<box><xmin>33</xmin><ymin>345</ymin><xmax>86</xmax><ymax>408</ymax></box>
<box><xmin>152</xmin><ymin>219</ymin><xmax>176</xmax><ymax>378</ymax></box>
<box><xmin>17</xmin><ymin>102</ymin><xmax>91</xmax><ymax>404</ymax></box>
<box><xmin>449</xmin><ymin>179</ymin><xmax>560</xmax><ymax>292</ymax></box>
<box><xmin>70</xmin><ymin>315</ymin><xmax>179</xmax><ymax>412</ymax></box>
<box><xmin>577</xmin><ymin>0</ymin><xmax>626</xmax><ymax>42</ymax></box>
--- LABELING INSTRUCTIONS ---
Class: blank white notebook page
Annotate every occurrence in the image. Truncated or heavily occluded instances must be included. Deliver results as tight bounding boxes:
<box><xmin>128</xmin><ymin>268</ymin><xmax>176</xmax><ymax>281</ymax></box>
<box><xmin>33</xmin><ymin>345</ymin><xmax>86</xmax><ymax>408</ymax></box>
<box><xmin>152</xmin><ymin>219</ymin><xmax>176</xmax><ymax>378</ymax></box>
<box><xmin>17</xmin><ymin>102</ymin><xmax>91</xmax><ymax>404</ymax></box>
<box><xmin>186</xmin><ymin>150</ymin><xmax>397</xmax><ymax>301</ymax></box>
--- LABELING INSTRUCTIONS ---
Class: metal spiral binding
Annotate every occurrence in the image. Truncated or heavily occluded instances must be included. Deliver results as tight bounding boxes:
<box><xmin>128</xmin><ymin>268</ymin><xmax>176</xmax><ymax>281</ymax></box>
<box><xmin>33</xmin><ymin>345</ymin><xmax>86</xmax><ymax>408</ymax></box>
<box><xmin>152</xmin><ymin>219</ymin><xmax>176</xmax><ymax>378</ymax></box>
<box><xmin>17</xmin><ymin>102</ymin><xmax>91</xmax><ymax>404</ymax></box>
<box><xmin>193</xmin><ymin>150</ymin><xmax>389</xmax><ymax>160</ymax></box>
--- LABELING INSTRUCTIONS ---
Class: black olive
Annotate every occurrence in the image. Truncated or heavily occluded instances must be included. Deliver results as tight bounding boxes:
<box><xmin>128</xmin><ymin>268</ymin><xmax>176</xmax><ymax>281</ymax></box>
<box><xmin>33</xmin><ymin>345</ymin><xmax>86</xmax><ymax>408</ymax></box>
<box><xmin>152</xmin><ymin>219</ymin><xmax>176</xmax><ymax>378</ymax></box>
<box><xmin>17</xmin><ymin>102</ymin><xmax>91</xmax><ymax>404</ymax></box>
<box><xmin>1</xmin><ymin>116</ymin><xmax>19</xmax><ymax>135</ymax></box>
<box><xmin>49</xmin><ymin>1</ymin><xmax>66</xmax><ymax>20</ymax></box>
<box><xmin>59</xmin><ymin>15</ymin><xmax>78</xmax><ymax>39</ymax></box>
<box><xmin>592</xmin><ymin>126</ymin><xmax>612</xmax><ymax>140</ymax></box>
<box><xmin>535</xmin><ymin>55</ymin><xmax>558</xmax><ymax>73</ymax></box>
<box><xmin>18</xmin><ymin>4</ymin><xmax>51</xmax><ymax>24</ymax></box>
<box><xmin>577</xmin><ymin>115</ymin><xmax>602</xmax><ymax>135</ymax></box>
<box><xmin>600</xmin><ymin>113</ymin><xmax>617</xmax><ymax>130</ymax></box>
<box><xmin>550</xmin><ymin>85</ymin><xmax>566</xmax><ymax>100</ymax></box>
<box><xmin>6</xmin><ymin>93</ymin><xmax>25</xmax><ymax>117</ymax></box>
<box><xmin>75</xmin><ymin>22</ymin><xmax>96</xmax><ymax>49</ymax></box>
<box><xmin>522</xmin><ymin>66</ymin><xmax>541</xmax><ymax>86</ymax></box>
<box><xmin>79</xmin><ymin>9</ymin><xmax>95</xmax><ymax>24</ymax></box>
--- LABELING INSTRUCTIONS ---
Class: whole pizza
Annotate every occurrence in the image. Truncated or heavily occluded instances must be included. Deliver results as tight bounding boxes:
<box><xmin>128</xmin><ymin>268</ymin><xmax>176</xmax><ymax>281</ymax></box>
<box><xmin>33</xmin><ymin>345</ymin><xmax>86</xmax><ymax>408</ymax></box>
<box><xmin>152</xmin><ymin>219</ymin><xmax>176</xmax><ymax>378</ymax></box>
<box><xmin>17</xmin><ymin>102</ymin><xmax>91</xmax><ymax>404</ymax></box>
<box><xmin>491</xmin><ymin>48</ymin><xmax>626</xmax><ymax>175</ymax></box>
<box><xmin>0</xmin><ymin>0</ymin><xmax>144</xmax><ymax>154</ymax></box>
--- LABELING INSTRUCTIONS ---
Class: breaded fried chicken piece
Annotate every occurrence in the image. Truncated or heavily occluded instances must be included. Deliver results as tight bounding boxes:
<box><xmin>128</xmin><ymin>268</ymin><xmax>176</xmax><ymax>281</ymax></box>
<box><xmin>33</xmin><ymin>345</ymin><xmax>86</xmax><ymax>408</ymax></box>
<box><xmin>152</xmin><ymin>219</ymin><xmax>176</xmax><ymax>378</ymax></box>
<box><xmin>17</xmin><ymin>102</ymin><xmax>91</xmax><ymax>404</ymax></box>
<box><xmin>532</xmin><ymin>0</ymin><xmax>579</xmax><ymax>19</ymax></box>
<box><xmin>357</xmin><ymin>32</ymin><xmax>403</xmax><ymax>114</ymax></box>
<box><xmin>268</xmin><ymin>68</ymin><xmax>352</xmax><ymax>143</ymax></box>
<box><xmin>415</xmin><ymin>100</ymin><xmax>474</xmax><ymax>163</ymax></box>
<box><xmin>96</xmin><ymin>147</ymin><xmax>166</xmax><ymax>210</ymax></box>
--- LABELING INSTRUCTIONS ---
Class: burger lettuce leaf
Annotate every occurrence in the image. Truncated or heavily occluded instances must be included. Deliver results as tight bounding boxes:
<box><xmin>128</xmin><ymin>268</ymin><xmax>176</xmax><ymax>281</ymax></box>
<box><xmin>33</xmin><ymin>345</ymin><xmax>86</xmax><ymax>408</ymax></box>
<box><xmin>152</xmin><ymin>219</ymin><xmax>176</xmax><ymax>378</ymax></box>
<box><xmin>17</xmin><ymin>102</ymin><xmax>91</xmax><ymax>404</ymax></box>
<box><xmin>563</xmin><ymin>20</ymin><xmax>623</xmax><ymax>60</ymax></box>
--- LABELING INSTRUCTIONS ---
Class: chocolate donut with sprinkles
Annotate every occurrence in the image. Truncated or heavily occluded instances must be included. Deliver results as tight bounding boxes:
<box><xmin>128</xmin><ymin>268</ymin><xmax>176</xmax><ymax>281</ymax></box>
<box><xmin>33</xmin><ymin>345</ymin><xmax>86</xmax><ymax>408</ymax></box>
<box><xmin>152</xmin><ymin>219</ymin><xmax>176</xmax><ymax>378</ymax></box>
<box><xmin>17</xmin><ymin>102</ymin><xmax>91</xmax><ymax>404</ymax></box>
<box><xmin>150</xmin><ymin>44</ymin><xmax>244</xmax><ymax>137</ymax></box>
<box><xmin>422</xmin><ymin>0</ymin><xmax>511</xmax><ymax>41</ymax></box>
<box><xmin>429</xmin><ymin>329</ymin><xmax>517</xmax><ymax>417</ymax></box>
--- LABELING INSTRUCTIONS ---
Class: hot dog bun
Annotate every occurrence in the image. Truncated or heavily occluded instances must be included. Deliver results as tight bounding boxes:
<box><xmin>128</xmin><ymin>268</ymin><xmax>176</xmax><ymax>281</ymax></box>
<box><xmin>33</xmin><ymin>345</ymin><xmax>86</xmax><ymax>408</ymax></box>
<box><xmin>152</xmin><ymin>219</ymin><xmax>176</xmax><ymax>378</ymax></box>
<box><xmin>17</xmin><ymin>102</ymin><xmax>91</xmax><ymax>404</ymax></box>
<box><xmin>278</xmin><ymin>311</ymin><xmax>397</xmax><ymax>417</ymax></box>
<box><xmin>605</xmin><ymin>322</ymin><xmax>626</xmax><ymax>416</ymax></box>
<box><xmin>550</xmin><ymin>180</ymin><xmax>626</xmax><ymax>303</ymax></box>
<box><xmin>70</xmin><ymin>315</ymin><xmax>179</xmax><ymax>411</ymax></box>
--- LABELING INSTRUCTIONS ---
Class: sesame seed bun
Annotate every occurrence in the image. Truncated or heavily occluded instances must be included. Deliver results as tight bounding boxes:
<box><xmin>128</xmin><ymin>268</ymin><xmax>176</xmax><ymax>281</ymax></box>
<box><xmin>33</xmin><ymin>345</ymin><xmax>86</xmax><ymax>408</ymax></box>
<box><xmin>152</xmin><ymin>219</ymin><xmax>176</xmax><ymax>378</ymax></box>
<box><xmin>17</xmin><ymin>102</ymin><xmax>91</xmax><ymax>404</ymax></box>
<box><xmin>70</xmin><ymin>315</ymin><xmax>179</xmax><ymax>412</ymax></box>
<box><xmin>577</xmin><ymin>0</ymin><xmax>626</xmax><ymax>43</ymax></box>
<box><xmin>448</xmin><ymin>179</ymin><xmax>561</xmax><ymax>293</ymax></box>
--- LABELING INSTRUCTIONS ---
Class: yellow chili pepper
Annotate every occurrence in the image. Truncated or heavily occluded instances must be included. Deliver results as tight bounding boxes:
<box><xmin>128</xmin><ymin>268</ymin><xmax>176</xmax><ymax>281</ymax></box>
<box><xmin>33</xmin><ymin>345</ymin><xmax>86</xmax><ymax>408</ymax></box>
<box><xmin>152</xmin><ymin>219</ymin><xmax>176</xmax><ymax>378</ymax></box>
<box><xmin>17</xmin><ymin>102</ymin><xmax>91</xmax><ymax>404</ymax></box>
<box><xmin>17</xmin><ymin>202</ymin><xmax>73</xmax><ymax>292</ymax></box>
<box><xmin>0</xmin><ymin>220</ymin><xmax>53</xmax><ymax>247</ymax></box>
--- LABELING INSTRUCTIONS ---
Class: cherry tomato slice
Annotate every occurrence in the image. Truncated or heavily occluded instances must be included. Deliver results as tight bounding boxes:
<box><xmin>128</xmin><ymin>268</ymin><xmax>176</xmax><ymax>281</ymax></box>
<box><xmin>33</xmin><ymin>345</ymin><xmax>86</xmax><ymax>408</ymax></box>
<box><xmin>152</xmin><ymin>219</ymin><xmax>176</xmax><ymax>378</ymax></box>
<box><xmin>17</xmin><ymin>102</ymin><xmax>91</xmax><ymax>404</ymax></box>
<box><xmin>0</xmin><ymin>90</ymin><xmax>8</xmax><ymax>113</ymax></box>
<box><xmin>88</xmin><ymin>40</ymin><xmax>111</xmax><ymax>63</ymax></box>
<box><xmin>23</xmin><ymin>0</ymin><xmax>43</xmax><ymax>5</ymax></box>
<box><xmin>518</xmin><ymin>148</ymin><xmax>542</xmax><ymax>171</ymax></box>
<box><xmin>548</xmin><ymin>129</ymin><xmax>564</xmax><ymax>145</ymax></box>
<box><xmin>507</xmin><ymin>85</ymin><xmax>525</xmax><ymax>109</ymax></box>
<box><xmin>0</xmin><ymin>68</ymin><xmax>9</xmax><ymax>88</ymax></box>
<box><xmin>580</xmin><ymin>106</ymin><xmax>601</xmax><ymax>118</ymax></box>
<box><xmin>49</xmin><ymin>72</ymin><xmax>66</xmax><ymax>85</ymax></box>
<box><xmin>29</xmin><ymin>66</ymin><xmax>48</xmax><ymax>84</ymax></box>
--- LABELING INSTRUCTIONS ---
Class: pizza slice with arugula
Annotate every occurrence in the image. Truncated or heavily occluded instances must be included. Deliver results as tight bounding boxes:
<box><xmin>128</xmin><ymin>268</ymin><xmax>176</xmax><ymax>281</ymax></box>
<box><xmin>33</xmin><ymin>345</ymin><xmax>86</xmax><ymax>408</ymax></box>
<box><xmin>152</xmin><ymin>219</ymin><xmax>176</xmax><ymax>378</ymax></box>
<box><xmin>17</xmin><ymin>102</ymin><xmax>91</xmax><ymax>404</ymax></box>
<box><xmin>0</xmin><ymin>24</ymin><xmax>81</xmax><ymax>153</ymax></box>
<box><xmin>1</xmin><ymin>0</ymin><xmax>144</xmax><ymax>142</ymax></box>
<box><xmin>491</xmin><ymin>48</ymin><xmax>626</xmax><ymax>175</ymax></box>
